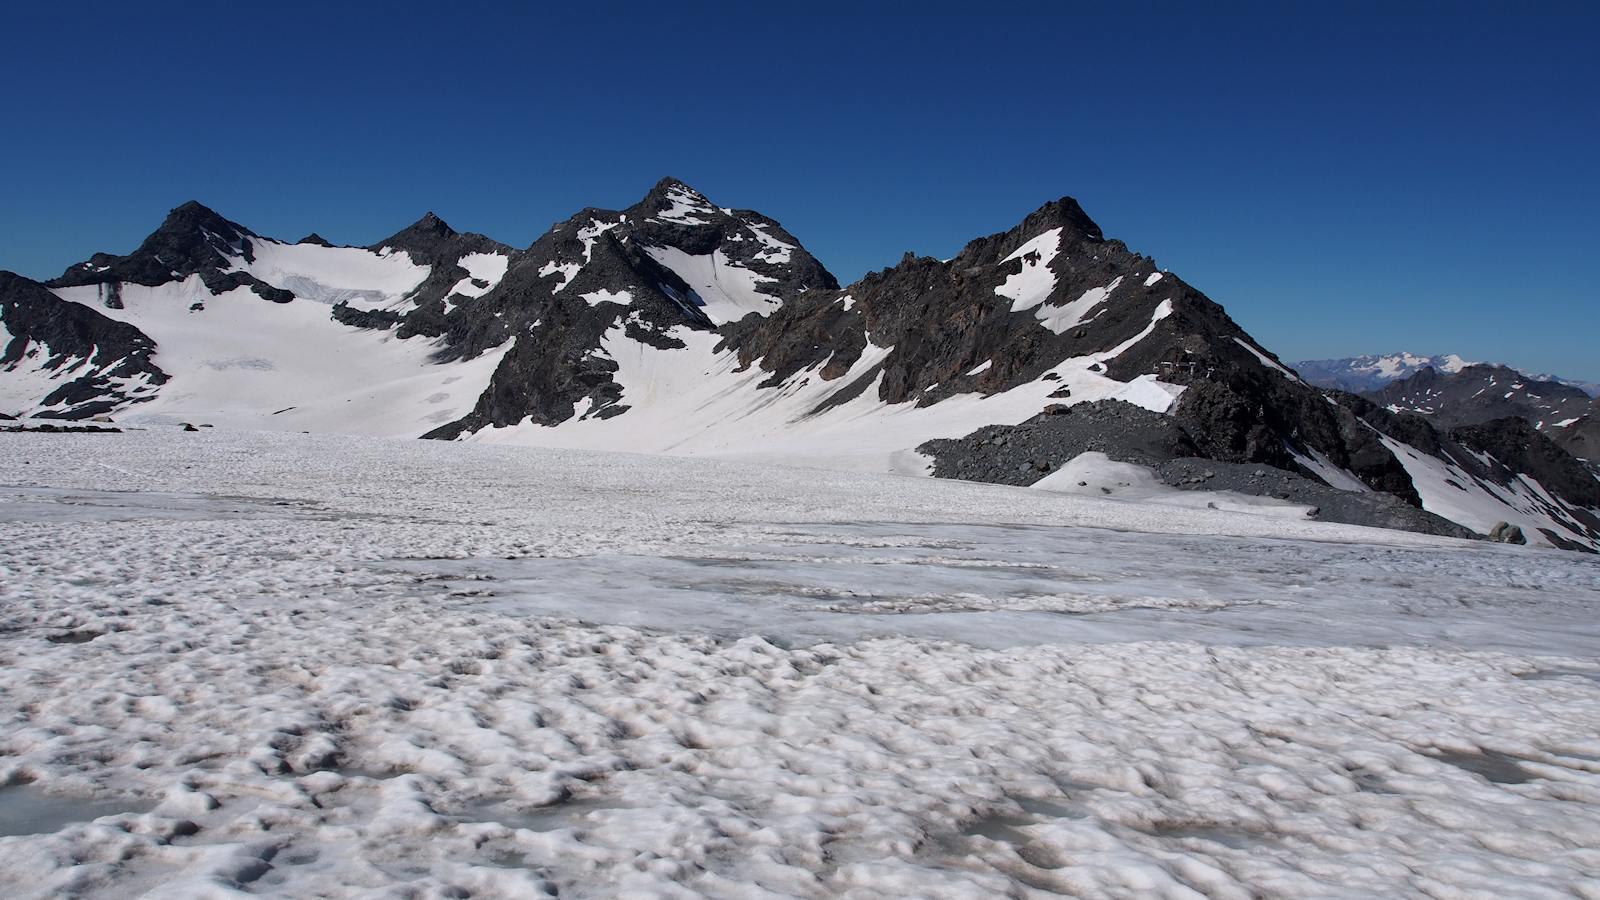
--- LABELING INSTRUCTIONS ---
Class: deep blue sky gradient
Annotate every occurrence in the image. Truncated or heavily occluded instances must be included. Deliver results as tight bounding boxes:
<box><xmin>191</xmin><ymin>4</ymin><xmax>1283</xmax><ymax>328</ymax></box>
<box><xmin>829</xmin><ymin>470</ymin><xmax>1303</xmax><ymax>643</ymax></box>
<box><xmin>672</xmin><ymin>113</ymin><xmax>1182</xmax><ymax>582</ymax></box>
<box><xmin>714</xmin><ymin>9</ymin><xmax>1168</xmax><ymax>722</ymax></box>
<box><xmin>3</xmin><ymin>1</ymin><xmax>1596</xmax><ymax>377</ymax></box>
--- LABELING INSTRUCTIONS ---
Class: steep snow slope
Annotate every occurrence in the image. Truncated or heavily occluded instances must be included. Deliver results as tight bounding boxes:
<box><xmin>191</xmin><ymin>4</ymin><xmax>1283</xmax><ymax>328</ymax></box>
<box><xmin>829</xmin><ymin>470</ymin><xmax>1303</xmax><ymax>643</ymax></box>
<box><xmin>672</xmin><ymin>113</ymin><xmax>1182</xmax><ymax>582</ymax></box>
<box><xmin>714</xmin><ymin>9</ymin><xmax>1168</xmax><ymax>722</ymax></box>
<box><xmin>1376</xmin><ymin>431</ymin><xmax>1600</xmax><ymax>551</ymax></box>
<box><xmin>640</xmin><ymin>246</ymin><xmax>783</xmax><ymax>324</ymax></box>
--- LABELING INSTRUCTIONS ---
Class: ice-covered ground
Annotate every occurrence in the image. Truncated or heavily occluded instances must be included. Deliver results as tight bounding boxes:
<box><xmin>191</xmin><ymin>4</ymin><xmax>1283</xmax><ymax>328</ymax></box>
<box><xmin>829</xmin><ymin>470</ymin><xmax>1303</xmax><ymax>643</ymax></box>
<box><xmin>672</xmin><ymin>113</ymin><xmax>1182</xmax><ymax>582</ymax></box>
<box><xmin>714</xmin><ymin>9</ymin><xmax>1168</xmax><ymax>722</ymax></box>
<box><xmin>3</xmin><ymin>428</ymin><xmax>1600</xmax><ymax>898</ymax></box>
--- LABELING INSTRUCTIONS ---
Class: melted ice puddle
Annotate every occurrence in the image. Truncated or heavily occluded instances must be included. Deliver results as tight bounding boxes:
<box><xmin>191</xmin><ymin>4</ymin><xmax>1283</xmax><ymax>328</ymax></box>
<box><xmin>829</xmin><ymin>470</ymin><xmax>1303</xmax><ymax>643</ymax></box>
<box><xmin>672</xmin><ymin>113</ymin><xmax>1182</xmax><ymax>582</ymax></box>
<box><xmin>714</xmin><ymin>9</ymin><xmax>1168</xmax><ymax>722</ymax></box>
<box><xmin>959</xmin><ymin>796</ymin><xmax>1088</xmax><ymax>845</ymax></box>
<box><xmin>1429</xmin><ymin>749</ymin><xmax>1534</xmax><ymax>785</ymax></box>
<box><xmin>0</xmin><ymin>784</ymin><xmax>155</xmax><ymax>836</ymax></box>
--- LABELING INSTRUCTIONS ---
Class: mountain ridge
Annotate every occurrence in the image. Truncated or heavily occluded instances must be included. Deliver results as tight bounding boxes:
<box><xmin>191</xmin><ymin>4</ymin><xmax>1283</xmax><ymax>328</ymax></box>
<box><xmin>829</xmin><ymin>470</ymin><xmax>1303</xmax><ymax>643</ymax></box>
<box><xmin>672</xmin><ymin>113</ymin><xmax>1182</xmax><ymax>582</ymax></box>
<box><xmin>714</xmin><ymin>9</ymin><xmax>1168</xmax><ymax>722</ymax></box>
<box><xmin>3</xmin><ymin>181</ymin><xmax>1597</xmax><ymax>551</ymax></box>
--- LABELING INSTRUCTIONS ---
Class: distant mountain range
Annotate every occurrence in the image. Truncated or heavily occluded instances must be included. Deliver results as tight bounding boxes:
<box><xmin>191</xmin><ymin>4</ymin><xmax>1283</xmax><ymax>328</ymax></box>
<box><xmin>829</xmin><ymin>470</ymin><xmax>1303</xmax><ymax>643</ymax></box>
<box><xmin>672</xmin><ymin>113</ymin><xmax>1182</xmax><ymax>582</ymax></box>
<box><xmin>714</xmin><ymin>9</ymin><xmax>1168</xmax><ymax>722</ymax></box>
<box><xmin>1294</xmin><ymin>353</ymin><xmax>1600</xmax><ymax>397</ymax></box>
<box><xmin>1294</xmin><ymin>354</ymin><xmax>1598</xmax><ymax>474</ymax></box>
<box><xmin>1363</xmin><ymin>364</ymin><xmax>1592</xmax><ymax>430</ymax></box>
<box><xmin>3</xmin><ymin>181</ymin><xmax>1596</xmax><ymax>550</ymax></box>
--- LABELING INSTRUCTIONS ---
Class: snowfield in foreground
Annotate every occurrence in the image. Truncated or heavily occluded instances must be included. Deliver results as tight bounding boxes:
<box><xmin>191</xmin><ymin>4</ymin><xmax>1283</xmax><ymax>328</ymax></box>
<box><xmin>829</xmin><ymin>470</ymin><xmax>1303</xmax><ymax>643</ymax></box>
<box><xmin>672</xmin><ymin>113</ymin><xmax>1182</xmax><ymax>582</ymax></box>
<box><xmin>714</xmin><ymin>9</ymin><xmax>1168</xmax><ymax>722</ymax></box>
<box><xmin>2</xmin><ymin>430</ymin><xmax>1600</xmax><ymax>899</ymax></box>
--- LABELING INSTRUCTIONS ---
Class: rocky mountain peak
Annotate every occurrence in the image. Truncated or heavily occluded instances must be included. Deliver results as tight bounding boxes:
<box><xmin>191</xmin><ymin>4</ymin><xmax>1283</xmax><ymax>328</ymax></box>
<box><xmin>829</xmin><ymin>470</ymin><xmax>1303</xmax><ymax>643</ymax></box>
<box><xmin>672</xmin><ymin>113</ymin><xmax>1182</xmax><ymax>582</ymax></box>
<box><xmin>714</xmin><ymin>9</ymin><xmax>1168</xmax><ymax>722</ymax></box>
<box><xmin>1024</xmin><ymin>195</ymin><xmax>1105</xmax><ymax>242</ymax></box>
<box><xmin>643</xmin><ymin>176</ymin><xmax>707</xmax><ymax>201</ymax></box>
<box><xmin>377</xmin><ymin>211</ymin><xmax>457</xmax><ymax>245</ymax></box>
<box><xmin>47</xmin><ymin>200</ymin><xmax>261</xmax><ymax>293</ymax></box>
<box><xmin>622</xmin><ymin>178</ymin><xmax>735</xmax><ymax>235</ymax></box>
<box><xmin>147</xmin><ymin>200</ymin><xmax>255</xmax><ymax>253</ymax></box>
<box><xmin>367</xmin><ymin>211</ymin><xmax>485</xmax><ymax>265</ymax></box>
<box><xmin>159</xmin><ymin>200</ymin><xmax>253</xmax><ymax>238</ymax></box>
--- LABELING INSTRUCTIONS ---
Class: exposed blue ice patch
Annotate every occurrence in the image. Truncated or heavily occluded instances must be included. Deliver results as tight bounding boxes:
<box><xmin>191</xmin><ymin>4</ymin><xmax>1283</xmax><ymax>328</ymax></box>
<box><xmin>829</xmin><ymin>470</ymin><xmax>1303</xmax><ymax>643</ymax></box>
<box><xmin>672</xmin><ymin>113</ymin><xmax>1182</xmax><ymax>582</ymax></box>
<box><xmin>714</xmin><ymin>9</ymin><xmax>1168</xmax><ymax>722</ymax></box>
<box><xmin>0</xmin><ymin>784</ymin><xmax>154</xmax><ymax>836</ymax></box>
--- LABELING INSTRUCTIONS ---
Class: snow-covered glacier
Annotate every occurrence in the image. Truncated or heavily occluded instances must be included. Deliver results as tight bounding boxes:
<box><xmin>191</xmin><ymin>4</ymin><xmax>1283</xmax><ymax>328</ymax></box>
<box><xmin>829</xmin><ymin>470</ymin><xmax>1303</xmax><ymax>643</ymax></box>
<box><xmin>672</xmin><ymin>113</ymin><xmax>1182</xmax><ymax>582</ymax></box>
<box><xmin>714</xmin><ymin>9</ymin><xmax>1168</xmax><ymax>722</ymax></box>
<box><xmin>3</xmin><ymin>427</ymin><xmax>1599</xmax><ymax>898</ymax></box>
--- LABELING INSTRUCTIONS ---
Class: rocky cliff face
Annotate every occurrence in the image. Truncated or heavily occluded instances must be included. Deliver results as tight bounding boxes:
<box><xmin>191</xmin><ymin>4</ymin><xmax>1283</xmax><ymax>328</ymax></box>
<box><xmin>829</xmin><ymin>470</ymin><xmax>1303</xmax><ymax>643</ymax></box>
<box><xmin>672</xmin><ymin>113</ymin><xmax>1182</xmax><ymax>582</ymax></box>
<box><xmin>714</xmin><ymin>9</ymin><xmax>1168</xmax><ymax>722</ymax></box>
<box><xmin>0</xmin><ymin>272</ymin><xmax>167</xmax><ymax>418</ymax></box>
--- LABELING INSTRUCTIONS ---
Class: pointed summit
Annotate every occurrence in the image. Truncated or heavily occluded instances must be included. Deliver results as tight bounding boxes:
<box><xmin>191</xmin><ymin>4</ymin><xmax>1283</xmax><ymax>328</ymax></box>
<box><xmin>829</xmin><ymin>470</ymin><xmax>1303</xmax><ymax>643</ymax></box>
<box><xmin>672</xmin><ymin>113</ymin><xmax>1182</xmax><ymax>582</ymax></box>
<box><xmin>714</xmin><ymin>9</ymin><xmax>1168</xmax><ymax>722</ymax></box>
<box><xmin>1021</xmin><ymin>196</ymin><xmax>1104</xmax><ymax>242</ymax></box>
<box><xmin>369</xmin><ymin>211</ymin><xmax>464</xmax><ymax>261</ymax></box>
<box><xmin>414</xmin><ymin>211</ymin><xmax>454</xmax><ymax>234</ymax></box>
<box><xmin>630</xmin><ymin>177</ymin><xmax>720</xmax><ymax>227</ymax></box>
<box><xmin>154</xmin><ymin>201</ymin><xmax>256</xmax><ymax>244</ymax></box>
<box><xmin>647</xmin><ymin>176</ymin><xmax>700</xmax><ymax>196</ymax></box>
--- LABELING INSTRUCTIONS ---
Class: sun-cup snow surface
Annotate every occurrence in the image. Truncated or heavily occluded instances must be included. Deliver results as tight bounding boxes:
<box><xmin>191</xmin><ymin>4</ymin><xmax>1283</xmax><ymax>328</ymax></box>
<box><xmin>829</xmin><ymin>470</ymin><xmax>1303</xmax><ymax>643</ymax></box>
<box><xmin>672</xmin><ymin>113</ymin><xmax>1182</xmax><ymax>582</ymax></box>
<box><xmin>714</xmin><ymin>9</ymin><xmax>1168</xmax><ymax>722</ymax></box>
<box><xmin>3</xmin><ymin>428</ymin><xmax>1600</xmax><ymax>899</ymax></box>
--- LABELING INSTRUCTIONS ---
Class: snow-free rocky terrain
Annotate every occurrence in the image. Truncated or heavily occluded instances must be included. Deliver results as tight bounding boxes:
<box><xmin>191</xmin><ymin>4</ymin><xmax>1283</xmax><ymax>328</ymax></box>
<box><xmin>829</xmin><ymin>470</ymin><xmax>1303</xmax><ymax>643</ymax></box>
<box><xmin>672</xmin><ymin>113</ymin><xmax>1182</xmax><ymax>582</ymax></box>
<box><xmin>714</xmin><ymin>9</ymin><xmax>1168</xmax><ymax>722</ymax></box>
<box><xmin>3</xmin><ymin>180</ymin><xmax>1599</xmax><ymax>551</ymax></box>
<box><xmin>4</xmin><ymin>428</ymin><xmax>1600</xmax><ymax>898</ymax></box>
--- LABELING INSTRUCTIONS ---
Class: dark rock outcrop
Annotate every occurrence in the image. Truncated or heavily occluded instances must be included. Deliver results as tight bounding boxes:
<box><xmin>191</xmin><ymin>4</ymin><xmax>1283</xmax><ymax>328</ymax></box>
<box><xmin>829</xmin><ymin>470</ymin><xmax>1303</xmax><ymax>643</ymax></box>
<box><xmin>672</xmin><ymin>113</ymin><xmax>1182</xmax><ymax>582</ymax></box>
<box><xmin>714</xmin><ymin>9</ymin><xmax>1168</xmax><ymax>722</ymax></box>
<box><xmin>0</xmin><ymin>271</ymin><xmax>167</xmax><ymax>418</ymax></box>
<box><xmin>1450</xmin><ymin>417</ymin><xmax>1600</xmax><ymax>509</ymax></box>
<box><xmin>919</xmin><ymin>400</ymin><xmax>1474</xmax><ymax>539</ymax></box>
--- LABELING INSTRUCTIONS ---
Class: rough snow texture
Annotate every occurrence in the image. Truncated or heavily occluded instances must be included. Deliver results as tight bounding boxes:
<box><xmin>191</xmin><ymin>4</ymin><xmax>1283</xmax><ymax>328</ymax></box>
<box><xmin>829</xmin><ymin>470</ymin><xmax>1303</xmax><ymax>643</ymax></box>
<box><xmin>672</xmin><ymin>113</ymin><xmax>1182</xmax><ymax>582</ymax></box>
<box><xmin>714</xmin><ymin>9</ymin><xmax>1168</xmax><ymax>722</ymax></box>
<box><xmin>2</xmin><ymin>429</ymin><xmax>1600</xmax><ymax>899</ymax></box>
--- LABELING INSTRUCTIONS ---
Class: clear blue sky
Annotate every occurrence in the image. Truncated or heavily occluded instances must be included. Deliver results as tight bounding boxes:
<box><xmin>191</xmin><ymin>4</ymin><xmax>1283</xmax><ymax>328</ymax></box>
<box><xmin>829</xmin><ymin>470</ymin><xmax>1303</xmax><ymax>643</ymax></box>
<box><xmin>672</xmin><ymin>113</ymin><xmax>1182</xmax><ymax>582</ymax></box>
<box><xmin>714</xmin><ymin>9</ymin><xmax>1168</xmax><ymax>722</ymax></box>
<box><xmin>4</xmin><ymin>1</ymin><xmax>1596</xmax><ymax>378</ymax></box>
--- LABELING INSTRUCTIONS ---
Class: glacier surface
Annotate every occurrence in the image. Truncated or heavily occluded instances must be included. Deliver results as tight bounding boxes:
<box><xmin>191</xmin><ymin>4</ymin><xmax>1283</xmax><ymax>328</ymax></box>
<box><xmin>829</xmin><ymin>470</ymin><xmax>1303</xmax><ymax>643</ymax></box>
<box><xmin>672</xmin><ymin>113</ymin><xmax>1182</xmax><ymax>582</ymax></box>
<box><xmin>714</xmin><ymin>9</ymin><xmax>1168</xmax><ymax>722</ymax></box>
<box><xmin>2</xmin><ymin>428</ymin><xmax>1599</xmax><ymax>898</ymax></box>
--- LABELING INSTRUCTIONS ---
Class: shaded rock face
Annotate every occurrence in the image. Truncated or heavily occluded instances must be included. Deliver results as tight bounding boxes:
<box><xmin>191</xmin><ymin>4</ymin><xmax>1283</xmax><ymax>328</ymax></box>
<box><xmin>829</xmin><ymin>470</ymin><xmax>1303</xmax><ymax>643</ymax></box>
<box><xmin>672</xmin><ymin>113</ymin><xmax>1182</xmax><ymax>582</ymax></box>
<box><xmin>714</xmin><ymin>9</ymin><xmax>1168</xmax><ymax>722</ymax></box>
<box><xmin>1450</xmin><ymin>417</ymin><xmax>1600</xmax><ymax>510</ymax></box>
<box><xmin>0</xmin><ymin>272</ymin><xmax>167</xmax><ymax>418</ymax></box>
<box><xmin>345</xmin><ymin>212</ymin><xmax>514</xmax><ymax>351</ymax></box>
<box><xmin>724</xmin><ymin>198</ymin><xmax>1173</xmax><ymax>407</ymax></box>
<box><xmin>1364</xmin><ymin>364</ymin><xmax>1594</xmax><ymax>431</ymax></box>
<box><xmin>1553</xmin><ymin>399</ymin><xmax>1600</xmax><ymax>472</ymax></box>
